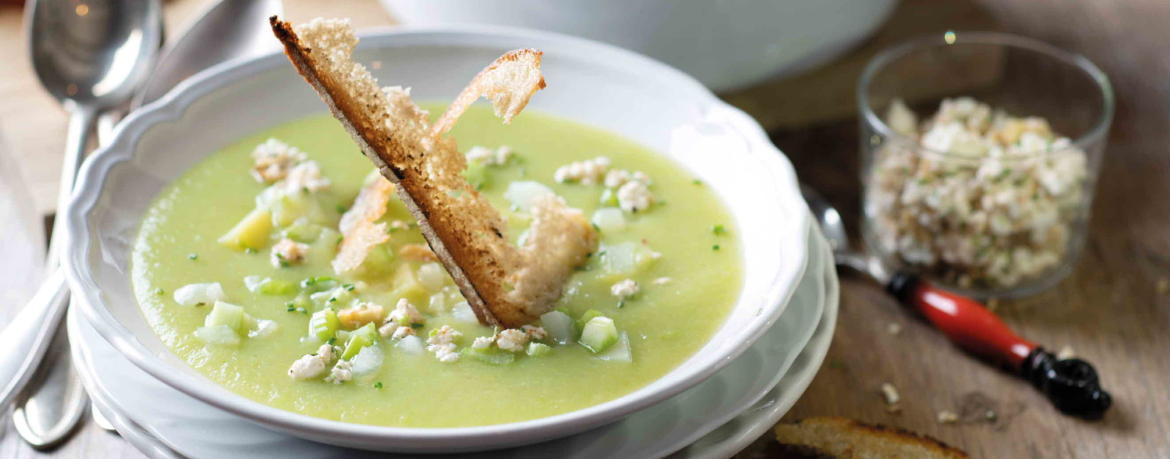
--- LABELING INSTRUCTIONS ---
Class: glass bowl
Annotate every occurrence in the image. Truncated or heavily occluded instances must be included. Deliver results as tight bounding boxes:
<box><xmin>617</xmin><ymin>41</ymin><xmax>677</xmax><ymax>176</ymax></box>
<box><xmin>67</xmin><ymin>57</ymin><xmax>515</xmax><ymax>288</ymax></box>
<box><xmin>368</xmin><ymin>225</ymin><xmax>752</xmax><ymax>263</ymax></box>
<box><xmin>857</xmin><ymin>31</ymin><xmax>1113</xmax><ymax>299</ymax></box>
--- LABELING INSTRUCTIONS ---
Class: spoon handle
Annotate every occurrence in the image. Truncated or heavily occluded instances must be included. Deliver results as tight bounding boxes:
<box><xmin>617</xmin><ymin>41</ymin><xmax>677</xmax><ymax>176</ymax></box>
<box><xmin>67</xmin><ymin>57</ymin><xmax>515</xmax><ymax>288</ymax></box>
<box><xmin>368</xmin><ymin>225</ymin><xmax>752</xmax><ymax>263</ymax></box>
<box><xmin>887</xmin><ymin>272</ymin><xmax>1112</xmax><ymax>418</ymax></box>
<box><xmin>0</xmin><ymin>270</ymin><xmax>69</xmax><ymax>409</ymax></box>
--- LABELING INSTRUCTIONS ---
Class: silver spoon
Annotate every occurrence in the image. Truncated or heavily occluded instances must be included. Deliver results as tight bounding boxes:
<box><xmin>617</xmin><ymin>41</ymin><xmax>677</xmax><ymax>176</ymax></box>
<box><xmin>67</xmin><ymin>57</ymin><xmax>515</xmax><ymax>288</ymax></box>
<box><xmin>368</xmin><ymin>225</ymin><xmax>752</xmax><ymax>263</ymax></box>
<box><xmin>802</xmin><ymin>184</ymin><xmax>1111</xmax><ymax>418</ymax></box>
<box><xmin>5</xmin><ymin>0</ymin><xmax>162</xmax><ymax>448</ymax></box>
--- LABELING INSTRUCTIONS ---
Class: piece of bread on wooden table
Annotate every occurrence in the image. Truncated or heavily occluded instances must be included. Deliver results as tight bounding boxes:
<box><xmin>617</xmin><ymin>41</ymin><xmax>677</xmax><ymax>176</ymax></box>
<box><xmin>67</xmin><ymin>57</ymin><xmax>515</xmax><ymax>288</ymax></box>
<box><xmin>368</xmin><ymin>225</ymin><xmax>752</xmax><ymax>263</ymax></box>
<box><xmin>774</xmin><ymin>417</ymin><xmax>969</xmax><ymax>459</ymax></box>
<box><xmin>270</xmin><ymin>17</ymin><xmax>596</xmax><ymax>328</ymax></box>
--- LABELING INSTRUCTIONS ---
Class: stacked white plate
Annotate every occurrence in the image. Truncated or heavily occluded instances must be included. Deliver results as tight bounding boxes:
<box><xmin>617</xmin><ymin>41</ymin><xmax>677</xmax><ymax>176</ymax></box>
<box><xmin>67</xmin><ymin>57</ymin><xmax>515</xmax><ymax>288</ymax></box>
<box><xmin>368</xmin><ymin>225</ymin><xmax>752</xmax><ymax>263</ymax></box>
<box><xmin>68</xmin><ymin>220</ymin><xmax>835</xmax><ymax>459</ymax></box>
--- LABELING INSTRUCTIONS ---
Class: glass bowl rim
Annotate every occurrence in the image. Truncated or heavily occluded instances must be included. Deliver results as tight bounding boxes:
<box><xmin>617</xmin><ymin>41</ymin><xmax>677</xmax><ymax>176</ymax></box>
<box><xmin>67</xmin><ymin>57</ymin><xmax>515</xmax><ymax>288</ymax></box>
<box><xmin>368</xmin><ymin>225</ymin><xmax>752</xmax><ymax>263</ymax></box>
<box><xmin>856</xmin><ymin>30</ymin><xmax>1115</xmax><ymax>161</ymax></box>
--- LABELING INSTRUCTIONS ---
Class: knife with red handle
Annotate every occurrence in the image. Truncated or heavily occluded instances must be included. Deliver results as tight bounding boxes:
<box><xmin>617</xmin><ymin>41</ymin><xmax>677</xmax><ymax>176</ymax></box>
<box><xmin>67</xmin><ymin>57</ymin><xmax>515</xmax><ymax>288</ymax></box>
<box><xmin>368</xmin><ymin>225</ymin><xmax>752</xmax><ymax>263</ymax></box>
<box><xmin>887</xmin><ymin>272</ymin><xmax>1112</xmax><ymax>419</ymax></box>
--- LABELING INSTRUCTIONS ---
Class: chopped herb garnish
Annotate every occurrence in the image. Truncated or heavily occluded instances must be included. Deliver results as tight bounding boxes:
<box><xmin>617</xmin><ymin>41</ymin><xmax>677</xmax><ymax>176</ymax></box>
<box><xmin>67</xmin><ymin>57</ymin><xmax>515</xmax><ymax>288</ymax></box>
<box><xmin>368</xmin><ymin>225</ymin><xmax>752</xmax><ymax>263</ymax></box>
<box><xmin>374</xmin><ymin>382</ymin><xmax>384</xmax><ymax>389</ymax></box>
<box><xmin>693</xmin><ymin>179</ymin><xmax>703</xmax><ymax>185</ymax></box>
<box><xmin>327</xmin><ymin>338</ymin><xmax>336</xmax><ymax>345</ymax></box>
<box><xmin>285</xmin><ymin>303</ymin><xmax>296</xmax><ymax>312</ymax></box>
<box><xmin>244</xmin><ymin>247</ymin><xmax>257</xmax><ymax>254</ymax></box>
<box><xmin>187</xmin><ymin>253</ymin><xmax>198</xmax><ymax>260</ymax></box>
<box><xmin>387</xmin><ymin>226</ymin><xmax>400</xmax><ymax>234</ymax></box>
<box><xmin>712</xmin><ymin>244</ymin><xmax>721</xmax><ymax>251</ymax></box>
<box><xmin>712</xmin><ymin>225</ymin><xmax>726</xmax><ymax>235</ymax></box>
<box><xmin>302</xmin><ymin>187</ymin><xmax>310</xmax><ymax>194</ymax></box>
<box><xmin>336</xmin><ymin>235</ymin><xmax>344</xmax><ymax>246</ymax></box>
<box><xmin>591</xmin><ymin>222</ymin><xmax>601</xmax><ymax>232</ymax></box>
<box><xmin>297</xmin><ymin>307</ymin><xmax>308</xmax><ymax>314</ymax></box>
<box><xmin>335</xmin><ymin>204</ymin><xmax>348</xmax><ymax>213</ymax></box>
<box><xmin>153</xmin><ymin>288</ymin><xmax>164</xmax><ymax>296</ymax></box>
<box><xmin>411</xmin><ymin>322</ymin><xmax>424</xmax><ymax>329</ymax></box>
<box><xmin>617</xmin><ymin>300</ymin><xmax>625</xmax><ymax>308</ymax></box>
<box><xmin>343</xmin><ymin>284</ymin><xmax>355</xmax><ymax>291</ymax></box>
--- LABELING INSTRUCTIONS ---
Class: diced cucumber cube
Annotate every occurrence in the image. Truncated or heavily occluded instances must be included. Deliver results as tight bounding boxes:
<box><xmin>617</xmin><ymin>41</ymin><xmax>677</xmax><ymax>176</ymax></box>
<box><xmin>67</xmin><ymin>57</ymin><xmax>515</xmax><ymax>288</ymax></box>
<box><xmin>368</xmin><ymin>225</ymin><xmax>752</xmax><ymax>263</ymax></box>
<box><xmin>396</xmin><ymin>335</ymin><xmax>424</xmax><ymax>356</ymax></box>
<box><xmin>218</xmin><ymin>208</ymin><xmax>272</xmax><ymax>251</ymax></box>
<box><xmin>504</xmin><ymin>181</ymin><xmax>554</xmax><ymax>212</ymax></box>
<box><xmin>417</xmin><ymin>263</ymin><xmax>447</xmax><ymax>292</ymax></box>
<box><xmin>341</xmin><ymin>335</ymin><xmax>373</xmax><ymax>360</ymax></box>
<box><xmin>463</xmin><ymin>161</ymin><xmax>490</xmax><ymax>189</ymax></box>
<box><xmin>349</xmin><ymin>323</ymin><xmax>378</xmax><ymax>345</ymax></box>
<box><xmin>465</xmin><ymin>346</ymin><xmax>516</xmax><ymax>365</ymax></box>
<box><xmin>579</xmin><ymin>316</ymin><xmax>619</xmax><ymax>354</ymax></box>
<box><xmin>451</xmin><ymin>301</ymin><xmax>478</xmax><ymax>324</ymax></box>
<box><xmin>599</xmin><ymin>242</ymin><xmax>658</xmax><ymax>279</ymax></box>
<box><xmin>173</xmin><ymin>282</ymin><xmax>226</xmax><ymax>307</ymax></box>
<box><xmin>272</xmin><ymin>192</ymin><xmax>309</xmax><ymax>228</ymax></box>
<box><xmin>309</xmin><ymin>309</ymin><xmax>340</xmax><ymax>341</ymax></box>
<box><xmin>540</xmin><ymin>310</ymin><xmax>574</xmax><ymax>345</ymax></box>
<box><xmin>596</xmin><ymin>332</ymin><xmax>632</xmax><ymax>362</ymax></box>
<box><xmin>350</xmin><ymin>345</ymin><xmax>384</xmax><ymax>379</ymax></box>
<box><xmin>205</xmin><ymin>301</ymin><xmax>245</xmax><ymax>332</ymax></box>
<box><xmin>526</xmin><ymin>342</ymin><xmax>552</xmax><ymax>357</ymax></box>
<box><xmin>358</xmin><ymin>243</ymin><xmax>395</xmax><ymax>275</ymax></box>
<box><xmin>575</xmin><ymin>309</ymin><xmax>605</xmax><ymax>336</ymax></box>
<box><xmin>391</xmin><ymin>265</ymin><xmax>425</xmax><ymax>299</ymax></box>
<box><xmin>591</xmin><ymin>208</ymin><xmax>626</xmax><ymax>233</ymax></box>
<box><xmin>195</xmin><ymin>325</ymin><xmax>241</xmax><ymax>346</ymax></box>
<box><xmin>259</xmin><ymin>279</ymin><xmax>297</xmax><ymax>296</ymax></box>
<box><xmin>282</xmin><ymin>219</ymin><xmax>322</xmax><ymax>242</ymax></box>
<box><xmin>248</xmin><ymin>319</ymin><xmax>280</xmax><ymax>339</ymax></box>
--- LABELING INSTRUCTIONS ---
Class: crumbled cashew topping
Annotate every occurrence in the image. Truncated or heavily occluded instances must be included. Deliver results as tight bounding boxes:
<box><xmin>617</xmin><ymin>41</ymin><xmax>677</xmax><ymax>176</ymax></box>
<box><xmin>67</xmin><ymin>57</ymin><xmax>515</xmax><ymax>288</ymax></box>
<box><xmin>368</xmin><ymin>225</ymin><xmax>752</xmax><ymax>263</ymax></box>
<box><xmin>287</xmin><ymin>344</ymin><xmax>336</xmax><ymax>380</ymax></box>
<box><xmin>339</xmin><ymin>302</ymin><xmax>384</xmax><ymax>329</ymax></box>
<box><xmin>495</xmin><ymin>329</ymin><xmax>529</xmax><ymax>352</ymax></box>
<box><xmin>278</xmin><ymin>161</ymin><xmax>332</xmax><ymax>194</ymax></box>
<box><xmin>325</xmin><ymin>359</ymin><xmax>353</xmax><ymax>384</ymax></box>
<box><xmin>554</xmin><ymin>157</ymin><xmax>611</xmax><ymax>184</ymax></box>
<box><xmin>271</xmin><ymin>238</ymin><xmax>309</xmax><ymax>268</ymax></box>
<box><xmin>870</xmin><ymin>97</ymin><xmax>1088</xmax><ymax>289</ymax></box>
<box><xmin>251</xmin><ymin>138</ymin><xmax>307</xmax><ymax>184</ymax></box>
<box><xmin>611</xmin><ymin>279</ymin><xmax>640</xmax><ymax>299</ymax></box>
<box><xmin>378</xmin><ymin>299</ymin><xmax>423</xmax><ymax>338</ymax></box>
<box><xmin>617</xmin><ymin>180</ymin><xmax>654</xmax><ymax>213</ymax></box>
<box><xmin>426</xmin><ymin>325</ymin><xmax>462</xmax><ymax>363</ymax></box>
<box><xmin>466</xmin><ymin>145</ymin><xmax>515</xmax><ymax>166</ymax></box>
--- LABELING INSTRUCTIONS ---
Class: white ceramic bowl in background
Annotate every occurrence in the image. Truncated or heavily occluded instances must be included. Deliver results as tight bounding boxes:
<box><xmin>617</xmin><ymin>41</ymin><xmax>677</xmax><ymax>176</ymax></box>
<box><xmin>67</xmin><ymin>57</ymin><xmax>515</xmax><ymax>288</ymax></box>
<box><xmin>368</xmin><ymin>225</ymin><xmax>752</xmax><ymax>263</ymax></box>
<box><xmin>62</xmin><ymin>26</ymin><xmax>810</xmax><ymax>452</ymax></box>
<box><xmin>378</xmin><ymin>0</ymin><xmax>899</xmax><ymax>92</ymax></box>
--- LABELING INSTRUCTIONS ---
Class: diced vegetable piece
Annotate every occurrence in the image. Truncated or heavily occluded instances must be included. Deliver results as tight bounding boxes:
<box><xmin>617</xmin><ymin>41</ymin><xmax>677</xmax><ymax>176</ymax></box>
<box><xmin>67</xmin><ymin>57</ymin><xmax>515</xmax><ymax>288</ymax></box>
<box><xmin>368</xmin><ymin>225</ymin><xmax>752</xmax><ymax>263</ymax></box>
<box><xmin>599</xmin><ymin>188</ymin><xmax>619</xmax><ymax>206</ymax></box>
<box><xmin>218</xmin><ymin>208</ymin><xmax>272</xmax><ymax>251</ymax></box>
<box><xmin>465</xmin><ymin>346</ymin><xmax>516</xmax><ymax>365</ymax></box>
<box><xmin>341</xmin><ymin>335</ymin><xmax>373</xmax><ymax>360</ymax></box>
<box><xmin>540</xmin><ymin>310</ymin><xmax>574</xmax><ymax>345</ymax></box>
<box><xmin>591</xmin><ymin>208</ymin><xmax>627</xmax><ymax>233</ymax></box>
<box><xmin>358</xmin><ymin>243</ymin><xmax>396</xmax><ymax>274</ymax></box>
<box><xmin>309</xmin><ymin>309</ymin><xmax>340</xmax><ymax>341</ymax></box>
<box><xmin>600</xmin><ymin>242</ymin><xmax>658</xmax><ymax>278</ymax></box>
<box><xmin>173</xmin><ymin>282</ymin><xmax>226</xmax><ymax>307</ymax></box>
<box><xmin>245</xmin><ymin>276</ymin><xmax>296</xmax><ymax>295</ymax></box>
<box><xmin>417</xmin><ymin>263</ymin><xmax>447</xmax><ymax>292</ymax></box>
<box><xmin>527</xmin><ymin>342</ymin><xmax>552</xmax><ymax>357</ymax></box>
<box><xmin>451</xmin><ymin>301</ymin><xmax>478</xmax><ymax>324</ymax></box>
<box><xmin>575</xmin><ymin>309</ymin><xmax>605</xmax><ymax>335</ymax></box>
<box><xmin>350</xmin><ymin>344</ymin><xmax>384</xmax><ymax>379</ymax></box>
<box><xmin>249</xmin><ymin>319</ymin><xmax>280</xmax><ymax>339</ymax></box>
<box><xmin>282</xmin><ymin>218</ymin><xmax>322</xmax><ymax>242</ymax></box>
<box><xmin>427</xmin><ymin>292</ymin><xmax>447</xmax><ymax>312</ymax></box>
<box><xmin>396</xmin><ymin>335</ymin><xmax>424</xmax><ymax>356</ymax></box>
<box><xmin>579</xmin><ymin>316</ymin><xmax>619</xmax><ymax>354</ymax></box>
<box><xmin>204</xmin><ymin>301</ymin><xmax>245</xmax><ymax>332</ymax></box>
<box><xmin>335</xmin><ymin>330</ymin><xmax>352</xmax><ymax>342</ymax></box>
<box><xmin>391</xmin><ymin>266</ymin><xmax>425</xmax><ymax>299</ymax></box>
<box><xmin>195</xmin><ymin>325</ymin><xmax>241</xmax><ymax>346</ymax></box>
<box><xmin>596</xmin><ymin>332</ymin><xmax>632</xmax><ymax>362</ymax></box>
<box><xmin>259</xmin><ymin>279</ymin><xmax>297</xmax><ymax>296</ymax></box>
<box><xmin>463</xmin><ymin>161</ymin><xmax>490</xmax><ymax>189</ymax></box>
<box><xmin>271</xmin><ymin>192</ymin><xmax>310</xmax><ymax>227</ymax></box>
<box><xmin>350</xmin><ymin>323</ymin><xmax>378</xmax><ymax>345</ymax></box>
<box><xmin>503</xmin><ymin>181</ymin><xmax>554</xmax><ymax>212</ymax></box>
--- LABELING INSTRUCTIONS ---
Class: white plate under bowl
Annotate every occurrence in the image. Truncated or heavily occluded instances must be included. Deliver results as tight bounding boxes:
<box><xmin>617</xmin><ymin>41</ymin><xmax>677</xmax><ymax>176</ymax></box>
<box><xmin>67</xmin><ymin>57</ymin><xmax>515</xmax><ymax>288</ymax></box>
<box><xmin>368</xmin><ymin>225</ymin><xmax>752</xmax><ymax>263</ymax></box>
<box><xmin>71</xmin><ymin>222</ymin><xmax>836</xmax><ymax>459</ymax></box>
<box><xmin>62</xmin><ymin>26</ymin><xmax>810</xmax><ymax>452</ymax></box>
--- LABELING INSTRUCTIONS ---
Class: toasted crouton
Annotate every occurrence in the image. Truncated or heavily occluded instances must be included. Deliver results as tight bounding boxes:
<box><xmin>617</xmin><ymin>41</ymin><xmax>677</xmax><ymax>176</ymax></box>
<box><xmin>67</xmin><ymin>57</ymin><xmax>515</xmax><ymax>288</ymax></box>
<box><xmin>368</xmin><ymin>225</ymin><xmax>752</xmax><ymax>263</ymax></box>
<box><xmin>774</xmin><ymin>417</ymin><xmax>969</xmax><ymax>458</ymax></box>
<box><xmin>271</xmin><ymin>17</ymin><xmax>596</xmax><ymax>327</ymax></box>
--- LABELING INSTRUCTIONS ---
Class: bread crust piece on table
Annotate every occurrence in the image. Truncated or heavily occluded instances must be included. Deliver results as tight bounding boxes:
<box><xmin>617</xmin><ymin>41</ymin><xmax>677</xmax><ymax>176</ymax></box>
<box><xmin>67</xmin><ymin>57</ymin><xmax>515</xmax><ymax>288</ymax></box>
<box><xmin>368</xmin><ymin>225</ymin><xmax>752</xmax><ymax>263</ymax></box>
<box><xmin>271</xmin><ymin>17</ymin><xmax>596</xmax><ymax>328</ymax></box>
<box><xmin>774</xmin><ymin>417</ymin><xmax>969</xmax><ymax>459</ymax></box>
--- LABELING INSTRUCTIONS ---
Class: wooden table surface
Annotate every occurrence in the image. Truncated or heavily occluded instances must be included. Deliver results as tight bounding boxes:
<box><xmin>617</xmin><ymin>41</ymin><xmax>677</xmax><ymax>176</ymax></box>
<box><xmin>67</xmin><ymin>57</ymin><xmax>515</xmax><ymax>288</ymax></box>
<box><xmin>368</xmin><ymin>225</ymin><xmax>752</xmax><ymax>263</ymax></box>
<box><xmin>1</xmin><ymin>0</ymin><xmax>1166</xmax><ymax>458</ymax></box>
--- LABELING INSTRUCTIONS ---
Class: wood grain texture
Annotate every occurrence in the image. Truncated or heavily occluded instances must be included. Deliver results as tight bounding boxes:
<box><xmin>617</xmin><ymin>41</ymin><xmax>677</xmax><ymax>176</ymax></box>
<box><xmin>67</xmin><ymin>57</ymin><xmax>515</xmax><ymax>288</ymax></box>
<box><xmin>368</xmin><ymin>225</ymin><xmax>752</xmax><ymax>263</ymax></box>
<box><xmin>0</xmin><ymin>0</ymin><xmax>1165</xmax><ymax>458</ymax></box>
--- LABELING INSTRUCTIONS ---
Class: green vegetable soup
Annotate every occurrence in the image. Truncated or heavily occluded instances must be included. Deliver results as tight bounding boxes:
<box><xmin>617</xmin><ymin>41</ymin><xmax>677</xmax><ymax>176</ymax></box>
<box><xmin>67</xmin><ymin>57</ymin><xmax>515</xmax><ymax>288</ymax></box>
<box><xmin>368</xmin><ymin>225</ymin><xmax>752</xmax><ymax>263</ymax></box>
<box><xmin>131</xmin><ymin>105</ymin><xmax>742</xmax><ymax>427</ymax></box>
